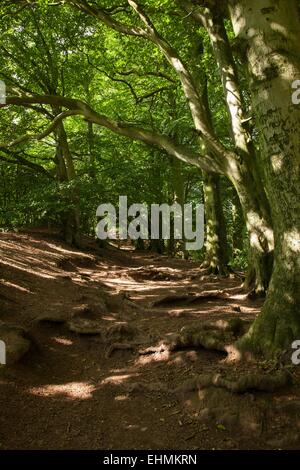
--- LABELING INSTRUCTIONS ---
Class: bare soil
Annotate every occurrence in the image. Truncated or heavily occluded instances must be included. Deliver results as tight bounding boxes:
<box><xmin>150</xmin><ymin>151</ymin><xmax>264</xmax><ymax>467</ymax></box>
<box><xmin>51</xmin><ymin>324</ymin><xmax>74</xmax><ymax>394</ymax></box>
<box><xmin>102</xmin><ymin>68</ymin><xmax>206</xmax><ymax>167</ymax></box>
<box><xmin>0</xmin><ymin>230</ymin><xmax>300</xmax><ymax>450</ymax></box>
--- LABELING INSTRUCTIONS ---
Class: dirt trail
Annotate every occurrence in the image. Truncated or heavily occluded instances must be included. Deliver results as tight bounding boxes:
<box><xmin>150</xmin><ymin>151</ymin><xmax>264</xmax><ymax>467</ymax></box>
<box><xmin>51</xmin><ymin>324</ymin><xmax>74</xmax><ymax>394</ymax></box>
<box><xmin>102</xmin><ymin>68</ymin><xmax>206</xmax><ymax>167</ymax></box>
<box><xmin>0</xmin><ymin>230</ymin><xmax>299</xmax><ymax>450</ymax></box>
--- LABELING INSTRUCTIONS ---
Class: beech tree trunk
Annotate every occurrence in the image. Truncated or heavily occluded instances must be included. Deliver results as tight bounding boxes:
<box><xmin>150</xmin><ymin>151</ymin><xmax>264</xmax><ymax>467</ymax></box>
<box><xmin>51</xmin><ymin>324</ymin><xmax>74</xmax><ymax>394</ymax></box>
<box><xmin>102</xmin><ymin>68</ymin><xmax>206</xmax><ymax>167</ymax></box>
<box><xmin>232</xmin><ymin>190</ymin><xmax>244</xmax><ymax>252</ymax></box>
<box><xmin>56</xmin><ymin>123</ymin><xmax>81</xmax><ymax>246</ymax></box>
<box><xmin>203</xmin><ymin>172</ymin><xmax>229</xmax><ymax>274</ymax></box>
<box><xmin>199</xmin><ymin>77</ymin><xmax>230</xmax><ymax>273</ymax></box>
<box><xmin>170</xmin><ymin>156</ymin><xmax>189</xmax><ymax>258</ymax></box>
<box><xmin>229</xmin><ymin>0</ymin><xmax>300</xmax><ymax>355</ymax></box>
<box><xmin>87</xmin><ymin>121</ymin><xmax>96</xmax><ymax>179</ymax></box>
<box><xmin>193</xmin><ymin>5</ymin><xmax>274</xmax><ymax>293</ymax></box>
<box><xmin>232</xmin><ymin>163</ymin><xmax>274</xmax><ymax>296</ymax></box>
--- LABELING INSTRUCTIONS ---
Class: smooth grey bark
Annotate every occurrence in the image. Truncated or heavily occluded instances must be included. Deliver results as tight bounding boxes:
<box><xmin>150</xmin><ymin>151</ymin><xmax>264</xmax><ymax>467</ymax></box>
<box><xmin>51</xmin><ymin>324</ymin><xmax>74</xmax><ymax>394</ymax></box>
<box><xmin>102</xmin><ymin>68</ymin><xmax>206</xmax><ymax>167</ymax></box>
<box><xmin>229</xmin><ymin>0</ymin><xmax>300</xmax><ymax>355</ymax></box>
<box><xmin>182</xmin><ymin>1</ymin><xmax>274</xmax><ymax>293</ymax></box>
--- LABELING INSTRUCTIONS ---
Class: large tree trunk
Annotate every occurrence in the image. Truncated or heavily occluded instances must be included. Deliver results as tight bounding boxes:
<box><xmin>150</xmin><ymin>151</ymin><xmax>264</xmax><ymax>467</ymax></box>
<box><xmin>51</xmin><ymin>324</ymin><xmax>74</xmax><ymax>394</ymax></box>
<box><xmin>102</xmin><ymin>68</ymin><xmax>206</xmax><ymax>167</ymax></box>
<box><xmin>192</xmin><ymin>5</ymin><xmax>274</xmax><ymax>293</ymax></box>
<box><xmin>229</xmin><ymin>0</ymin><xmax>300</xmax><ymax>355</ymax></box>
<box><xmin>203</xmin><ymin>172</ymin><xmax>229</xmax><ymax>274</ymax></box>
<box><xmin>232</xmin><ymin>162</ymin><xmax>274</xmax><ymax>296</ymax></box>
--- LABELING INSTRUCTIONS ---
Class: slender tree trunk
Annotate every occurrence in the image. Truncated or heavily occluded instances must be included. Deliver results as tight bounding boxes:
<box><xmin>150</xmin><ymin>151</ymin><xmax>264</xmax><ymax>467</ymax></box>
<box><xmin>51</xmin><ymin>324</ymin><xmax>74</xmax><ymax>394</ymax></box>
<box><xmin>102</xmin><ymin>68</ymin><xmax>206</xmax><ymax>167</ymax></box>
<box><xmin>232</xmin><ymin>190</ymin><xmax>244</xmax><ymax>252</ymax></box>
<box><xmin>170</xmin><ymin>156</ymin><xmax>188</xmax><ymax>258</ymax></box>
<box><xmin>148</xmin><ymin>150</ymin><xmax>165</xmax><ymax>254</ymax></box>
<box><xmin>200</xmin><ymin>78</ymin><xmax>230</xmax><ymax>273</ymax></box>
<box><xmin>87</xmin><ymin>121</ymin><xmax>96</xmax><ymax>179</ymax></box>
<box><xmin>229</xmin><ymin>0</ymin><xmax>300</xmax><ymax>355</ymax></box>
<box><xmin>56</xmin><ymin>123</ymin><xmax>81</xmax><ymax>246</ymax></box>
<box><xmin>54</xmin><ymin>133</ymin><xmax>68</xmax><ymax>183</ymax></box>
<box><xmin>203</xmin><ymin>172</ymin><xmax>229</xmax><ymax>274</ymax></box>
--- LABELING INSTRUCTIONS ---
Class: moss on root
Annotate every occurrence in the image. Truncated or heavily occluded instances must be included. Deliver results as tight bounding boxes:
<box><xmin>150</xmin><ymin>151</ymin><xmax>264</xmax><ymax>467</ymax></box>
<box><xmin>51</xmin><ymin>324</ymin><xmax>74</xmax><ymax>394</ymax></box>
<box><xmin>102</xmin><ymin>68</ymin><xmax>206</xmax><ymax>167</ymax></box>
<box><xmin>234</xmin><ymin>309</ymin><xmax>300</xmax><ymax>361</ymax></box>
<box><xmin>176</xmin><ymin>369</ymin><xmax>291</xmax><ymax>394</ymax></box>
<box><xmin>166</xmin><ymin>318</ymin><xmax>252</xmax><ymax>358</ymax></box>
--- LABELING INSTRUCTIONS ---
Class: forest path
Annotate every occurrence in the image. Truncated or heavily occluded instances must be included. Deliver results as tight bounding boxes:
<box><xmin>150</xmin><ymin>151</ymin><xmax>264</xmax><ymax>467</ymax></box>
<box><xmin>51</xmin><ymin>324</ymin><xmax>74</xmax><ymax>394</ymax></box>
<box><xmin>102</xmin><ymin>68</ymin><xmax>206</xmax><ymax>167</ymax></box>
<box><xmin>0</xmin><ymin>230</ymin><xmax>298</xmax><ymax>450</ymax></box>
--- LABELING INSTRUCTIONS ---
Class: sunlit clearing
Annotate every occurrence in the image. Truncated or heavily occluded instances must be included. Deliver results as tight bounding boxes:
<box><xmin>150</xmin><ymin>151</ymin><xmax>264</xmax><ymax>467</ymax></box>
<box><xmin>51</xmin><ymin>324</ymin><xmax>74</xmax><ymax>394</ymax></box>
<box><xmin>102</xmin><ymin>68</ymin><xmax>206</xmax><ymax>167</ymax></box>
<box><xmin>29</xmin><ymin>382</ymin><xmax>95</xmax><ymax>400</ymax></box>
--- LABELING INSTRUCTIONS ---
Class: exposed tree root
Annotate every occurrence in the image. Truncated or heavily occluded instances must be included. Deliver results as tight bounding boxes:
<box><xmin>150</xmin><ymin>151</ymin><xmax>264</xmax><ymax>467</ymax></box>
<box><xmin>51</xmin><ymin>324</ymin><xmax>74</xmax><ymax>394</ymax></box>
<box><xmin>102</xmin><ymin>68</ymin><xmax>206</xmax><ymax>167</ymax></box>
<box><xmin>105</xmin><ymin>342</ymin><xmax>135</xmax><ymax>358</ymax></box>
<box><xmin>122</xmin><ymin>380</ymin><xmax>168</xmax><ymax>394</ymax></box>
<box><xmin>200</xmin><ymin>261</ymin><xmax>229</xmax><ymax>277</ymax></box>
<box><xmin>105</xmin><ymin>291</ymin><xmax>129</xmax><ymax>311</ymax></box>
<box><xmin>131</xmin><ymin>267</ymin><xmax>178</xmax><ymax>282</ymax></box>
<box><xmin>56</xmin><ymin>255</ymin><xmax>97</xmax><ymax>271</ymax></box>
<box><xmin>200</xmin><ymin>318</ymin><xmax>251</xmax><ymax>335</ymax></box>
<box><xmin>170</xmin><ymin>329</ymin><xmax>231</xmax><ymax>353</ymax></box>
<box><xmin>105</xmin><ymin>323</ymin><xmax>137</xmax><ymax>341</ymax></box>
<box><xmin>37</xmin><ymin>313</ymin><xmax>68</xmax><ymax>324</ymax></box>
<box><xmin>176</xmin><ymin>370</ymin><xmax>291</xmax><ymax>394</ymax></box>
<box><xmin>247</xmin><ymin>288</ymin><xmax>266</xmax><ymax>300</ymax></box>
<box><xmin>151</xmin><ymin>294</ymin><xmax>191</xmax><ymax>307</ymax></box>
<box><xmin>165</xmin><ymin>318</ymin><xmax>251</xmax><ymax>354</ymax></box>
<box><xmin>37</xmin><ymin>300</ymin><xmax>108</xmax><ymax>326</ymax></box>
<box><xmin>151</xmin><ymin>290</ymin><xmax>230</xmax><ymax>308</ymax></box>
<box><xmin>67</xmin><ymin>317</ymin><xmax>103</xmax><ymax>335</ymax></box>
<box><xmin>138</xmin><ymin>343</ymin><xmax>167</xmax><ymax>356</ymax></box>
<box><xmin>136</xmin><ymin>319</ymin><xmax>252</xmax><ymax>362</ymax></box>
<box><xmin>123</xmin><ymin>298</ymin><xmax>149</xmax><ymax>314</ymax></box>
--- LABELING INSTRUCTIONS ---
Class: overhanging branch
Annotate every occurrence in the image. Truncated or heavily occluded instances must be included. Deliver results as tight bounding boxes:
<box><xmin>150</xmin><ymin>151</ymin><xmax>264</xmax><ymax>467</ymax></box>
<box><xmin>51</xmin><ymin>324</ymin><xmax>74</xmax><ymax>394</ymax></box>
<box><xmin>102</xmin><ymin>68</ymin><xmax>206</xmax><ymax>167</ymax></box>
<box><xmin>3</xmin><ymin>92</ymin><xmax>221</xmax><ymax>172</ymax></box>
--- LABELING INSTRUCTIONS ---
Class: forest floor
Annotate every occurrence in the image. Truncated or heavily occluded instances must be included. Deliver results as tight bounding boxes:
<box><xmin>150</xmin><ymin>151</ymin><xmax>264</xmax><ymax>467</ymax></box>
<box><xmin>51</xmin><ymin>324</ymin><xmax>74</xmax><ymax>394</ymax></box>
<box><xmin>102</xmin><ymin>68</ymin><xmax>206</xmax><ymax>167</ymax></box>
<box><xmin>1</xmin><ymin>229</ymin><xmax>300</xmax><ymax>450</ymax></box>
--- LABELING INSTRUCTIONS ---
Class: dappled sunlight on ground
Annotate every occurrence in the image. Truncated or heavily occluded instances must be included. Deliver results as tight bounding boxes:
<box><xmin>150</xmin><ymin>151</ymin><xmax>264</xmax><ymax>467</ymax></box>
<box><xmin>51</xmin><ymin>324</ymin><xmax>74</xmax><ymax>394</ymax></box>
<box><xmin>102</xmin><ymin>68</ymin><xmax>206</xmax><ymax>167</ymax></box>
<box><xmin>29</xmin><ymin>382</ymin><xmax>96</xmax><ymax>400</ymax></box>
<box><xmin>101</xmin><ymin>373</ymin><xmax>139</xmax><ymax>386</ymax></box>
<box><xmin>52</xmin><ymin>337</ymin><xmax>73</xmax><ymax>346</ymax></box>
<box><xmin>0</xmin><ymin>230</ymin><xmax>269</xmax><ymax>450</ymax></box>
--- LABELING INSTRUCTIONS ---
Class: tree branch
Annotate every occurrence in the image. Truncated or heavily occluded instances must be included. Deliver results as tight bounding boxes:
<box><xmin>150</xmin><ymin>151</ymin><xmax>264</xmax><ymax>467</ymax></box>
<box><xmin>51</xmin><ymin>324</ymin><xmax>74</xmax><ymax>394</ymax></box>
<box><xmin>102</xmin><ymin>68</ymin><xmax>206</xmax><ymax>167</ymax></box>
<box><xmin>68</xmin><ymin>0</ymin><xmax>148</xmax><ymax>37</ymax></box>
<box><xmin>116</xmin><ymin>69</ymin><xmax>177</xmax><ymax>84</ymax></box>
<box><xmin>3</xmin><ymin>92</ymin><xmax>221</xmax><ymax>172</ymax></box>
<box><xmin>0</xmin><ymin>110</ymin><xmax>81</xmax><ymax>148</ymax></box>
<box><xmin>0</xmin><ymin>148</ymin><xmax>54</xmax><ymax>178</ymax></box>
